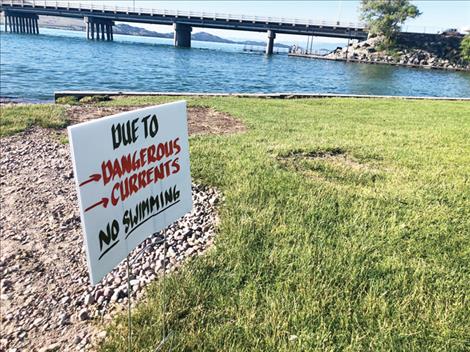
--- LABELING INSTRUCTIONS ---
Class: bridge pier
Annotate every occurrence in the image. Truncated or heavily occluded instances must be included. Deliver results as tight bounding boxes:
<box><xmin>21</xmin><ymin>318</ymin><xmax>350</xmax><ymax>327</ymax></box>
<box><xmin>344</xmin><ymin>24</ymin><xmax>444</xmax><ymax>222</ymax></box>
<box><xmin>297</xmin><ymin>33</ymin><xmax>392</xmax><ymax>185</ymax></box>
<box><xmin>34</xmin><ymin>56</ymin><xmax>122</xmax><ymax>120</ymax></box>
<box><xmin>11</xmin><ymin>16</ymin><xmax>16</xmax><ymax>33</ymax></box>
<box><xmin>85</xmin><ymin>17</ymin><xmax>114</xmax><ymax>41</ymax></box>
<box><xmin>4</xmin><ymin>11</ymin><xmax>39</xmax><ymax>34</ymax></box>
<box><xmin>266</xmin><ymin>30</ymin><xmax>276</xmax><ymax>55</ymax></box>
<box><xmin>174</xmin><ymin>23</ymin><xmax>192</xmax><ymax>48</ymax></box>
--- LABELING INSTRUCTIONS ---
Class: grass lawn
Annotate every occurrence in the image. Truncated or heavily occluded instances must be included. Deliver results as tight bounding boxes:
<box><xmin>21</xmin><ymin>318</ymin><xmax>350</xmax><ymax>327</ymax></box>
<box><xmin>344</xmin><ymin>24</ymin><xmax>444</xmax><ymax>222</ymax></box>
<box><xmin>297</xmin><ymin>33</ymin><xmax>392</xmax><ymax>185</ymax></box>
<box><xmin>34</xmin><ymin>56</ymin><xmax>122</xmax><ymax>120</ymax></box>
<box><xmin>2</xmin><ymin>97</ymin><xmax>469</xmax><ymax>351</ymax></box>
<box><xmin>0</xmin><ymin>104</ymin><xmax>68</xmax><ymax>137</ymax></box>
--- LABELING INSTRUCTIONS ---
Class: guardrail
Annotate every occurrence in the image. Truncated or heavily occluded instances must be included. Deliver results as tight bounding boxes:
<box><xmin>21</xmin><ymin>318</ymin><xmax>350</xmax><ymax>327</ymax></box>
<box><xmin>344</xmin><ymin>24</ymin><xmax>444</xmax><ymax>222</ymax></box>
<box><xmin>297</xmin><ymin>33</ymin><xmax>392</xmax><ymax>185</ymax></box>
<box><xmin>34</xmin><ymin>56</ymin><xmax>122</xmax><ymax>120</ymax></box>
<box><xmin>0</xmin><ymin>0</ymin><xmax>367</xmax><ymax>29</ymax></box>
<box><xmin>402</xmin><ymin>25</ymin><xmax>452</xmax><ymax>35</ymax></box>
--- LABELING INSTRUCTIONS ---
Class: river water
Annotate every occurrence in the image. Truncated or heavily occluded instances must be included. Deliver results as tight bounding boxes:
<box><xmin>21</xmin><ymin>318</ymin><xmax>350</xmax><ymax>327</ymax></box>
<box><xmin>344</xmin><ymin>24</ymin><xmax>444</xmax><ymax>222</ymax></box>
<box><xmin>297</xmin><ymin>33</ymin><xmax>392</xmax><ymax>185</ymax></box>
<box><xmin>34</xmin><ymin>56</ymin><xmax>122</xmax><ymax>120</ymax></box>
<box><xmin>1</xmin><ymin>28</ymin><xmax>469</xmax><ymax>100</ymax></box>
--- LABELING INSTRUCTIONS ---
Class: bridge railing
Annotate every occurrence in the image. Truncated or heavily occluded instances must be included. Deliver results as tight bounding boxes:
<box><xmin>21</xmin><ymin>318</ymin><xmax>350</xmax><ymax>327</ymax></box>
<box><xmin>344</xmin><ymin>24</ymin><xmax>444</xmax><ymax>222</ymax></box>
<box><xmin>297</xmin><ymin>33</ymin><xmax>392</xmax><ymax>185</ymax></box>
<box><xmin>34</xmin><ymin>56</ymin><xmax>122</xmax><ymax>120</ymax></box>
<box><xmin>1</xmin><ymin>0</ymin><xmax>367</xmax><ymax>30</ymax></box>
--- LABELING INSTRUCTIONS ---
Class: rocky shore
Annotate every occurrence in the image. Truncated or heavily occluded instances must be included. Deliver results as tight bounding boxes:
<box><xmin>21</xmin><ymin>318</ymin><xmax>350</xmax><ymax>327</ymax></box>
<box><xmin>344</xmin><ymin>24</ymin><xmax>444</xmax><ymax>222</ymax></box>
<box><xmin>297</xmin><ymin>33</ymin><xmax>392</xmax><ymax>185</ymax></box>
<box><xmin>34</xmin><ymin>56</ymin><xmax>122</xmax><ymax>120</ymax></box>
<box><xmin>326</xmin><ymin>34</ymin><xmax>469</xmax><ymax>71</ymax></box>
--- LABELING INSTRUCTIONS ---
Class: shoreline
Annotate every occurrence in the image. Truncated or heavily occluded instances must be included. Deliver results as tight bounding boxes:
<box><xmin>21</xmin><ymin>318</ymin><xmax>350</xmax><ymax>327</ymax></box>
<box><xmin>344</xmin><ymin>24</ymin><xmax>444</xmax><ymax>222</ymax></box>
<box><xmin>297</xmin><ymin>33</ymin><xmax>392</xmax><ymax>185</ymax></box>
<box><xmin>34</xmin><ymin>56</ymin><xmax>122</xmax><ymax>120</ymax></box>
<box><xmin>54</xmin><ymin>91</ymin><xmax>470</xmax><ymax>101</ymax></box>
<box><xmin>0</xmin><ymin>96</ymin><xmax>55</xmax><ymax>105</ymax></box>
<box><xmin>288</xmin><ymin>52</ymin><xmax>470</xmax><ymax>73</ymax></box>
<box><xmin>3</xmin><ymin>92</ymin><xmax>469</xmax><ymax>106</ymax></box>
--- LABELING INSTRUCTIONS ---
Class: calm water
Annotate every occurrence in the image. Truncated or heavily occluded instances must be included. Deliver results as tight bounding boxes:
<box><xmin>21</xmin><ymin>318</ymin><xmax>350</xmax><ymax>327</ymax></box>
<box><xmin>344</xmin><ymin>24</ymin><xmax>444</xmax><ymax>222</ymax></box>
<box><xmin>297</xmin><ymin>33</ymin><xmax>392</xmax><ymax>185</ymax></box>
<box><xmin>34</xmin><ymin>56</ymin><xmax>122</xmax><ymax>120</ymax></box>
<box><xmin>1</xmin><ymin>28</ymin><xmax>470</xmax><ymax>100</ymax></box>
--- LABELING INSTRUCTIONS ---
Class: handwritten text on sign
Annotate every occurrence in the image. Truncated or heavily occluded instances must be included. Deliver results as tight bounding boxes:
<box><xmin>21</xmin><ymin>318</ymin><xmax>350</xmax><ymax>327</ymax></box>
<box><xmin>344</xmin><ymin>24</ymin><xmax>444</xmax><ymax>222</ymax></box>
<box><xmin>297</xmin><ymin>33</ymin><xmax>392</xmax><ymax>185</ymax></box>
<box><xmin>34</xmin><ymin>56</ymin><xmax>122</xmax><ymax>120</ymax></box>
<box><xmin>68</xmin><ymin>101</ymin><xmax>192</xmax><ymax>285</ymax></box>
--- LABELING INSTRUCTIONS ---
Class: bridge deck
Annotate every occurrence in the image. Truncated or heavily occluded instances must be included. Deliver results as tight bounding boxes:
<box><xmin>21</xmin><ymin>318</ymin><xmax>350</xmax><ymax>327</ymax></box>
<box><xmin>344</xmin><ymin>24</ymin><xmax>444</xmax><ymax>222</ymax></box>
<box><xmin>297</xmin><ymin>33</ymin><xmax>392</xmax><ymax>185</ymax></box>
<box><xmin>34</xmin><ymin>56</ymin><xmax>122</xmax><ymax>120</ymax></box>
<box><xmin>0</xmin><ymin>0</ymin><xmax>368</xmax><ymax>39</ymax></box>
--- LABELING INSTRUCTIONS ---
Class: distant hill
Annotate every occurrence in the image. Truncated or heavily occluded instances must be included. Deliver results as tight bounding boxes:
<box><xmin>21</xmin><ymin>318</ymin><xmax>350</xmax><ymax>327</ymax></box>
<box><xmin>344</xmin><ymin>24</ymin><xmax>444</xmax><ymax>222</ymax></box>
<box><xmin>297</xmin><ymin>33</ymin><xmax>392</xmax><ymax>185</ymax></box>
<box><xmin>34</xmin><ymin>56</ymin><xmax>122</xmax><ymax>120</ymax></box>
<box><xmin>36</xmin><ymin>16</ymin><xmax>290</xmax><ymax>48</ymax></box>
<box><xmin>192</xmin><ymin>31</ymin><xmax>235</xmax><ymax>43</ymax></box>
<box><xmin>114</xmin><ymin>24</ymin><xmax>289</xmax><ymax>48</ymax></box>
<box><xmin>114</xmin><ymin>23</ymin><xmax>172</xmax><ymax>38</ymax></box>
<box><xmin>38</xmin><ymin>16</ymin><xmax>84</xmax><ymax>31</ymax></box>
<box><xmin>241</xmin><ymin>40</ymin><xmax>290</xmax><ymax>49</ymax></box>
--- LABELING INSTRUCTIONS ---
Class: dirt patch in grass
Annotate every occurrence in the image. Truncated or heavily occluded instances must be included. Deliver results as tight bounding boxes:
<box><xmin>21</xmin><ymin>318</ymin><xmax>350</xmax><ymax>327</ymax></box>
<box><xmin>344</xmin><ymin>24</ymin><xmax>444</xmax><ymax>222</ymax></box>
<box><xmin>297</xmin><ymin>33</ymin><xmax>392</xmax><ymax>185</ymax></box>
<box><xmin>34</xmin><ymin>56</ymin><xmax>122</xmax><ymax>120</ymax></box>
<box><xmin>65</xmin><ymin>105</ymin><xmax>246</xmax><ymax>136</ymax></box>
<box><xmin>186</xmin><ymin>107</ymin><xmax>246</xmax><ymax>135</ymax></box>
<box><xmin>278</xmin><ymin>148</ymin><xmax>384</xmax><ymax>186</ymax></box>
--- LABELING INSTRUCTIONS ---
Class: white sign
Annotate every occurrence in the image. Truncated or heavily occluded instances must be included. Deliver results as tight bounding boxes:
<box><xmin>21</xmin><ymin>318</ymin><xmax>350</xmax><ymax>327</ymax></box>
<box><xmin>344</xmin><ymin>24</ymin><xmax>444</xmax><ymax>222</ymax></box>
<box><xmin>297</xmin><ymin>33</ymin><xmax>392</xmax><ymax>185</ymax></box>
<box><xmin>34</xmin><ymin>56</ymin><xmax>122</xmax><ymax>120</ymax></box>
<box><xmin>68</xmin><ymin>101</ymin><xmax>192</xmax><ymax>285</ymax></box>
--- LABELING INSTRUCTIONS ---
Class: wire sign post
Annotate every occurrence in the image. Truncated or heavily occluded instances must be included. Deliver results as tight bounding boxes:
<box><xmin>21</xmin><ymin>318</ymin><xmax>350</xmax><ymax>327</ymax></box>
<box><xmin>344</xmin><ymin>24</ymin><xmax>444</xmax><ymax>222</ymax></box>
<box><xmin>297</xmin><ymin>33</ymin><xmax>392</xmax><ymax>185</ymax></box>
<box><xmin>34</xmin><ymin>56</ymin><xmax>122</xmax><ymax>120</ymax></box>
<box><xmin>68</xmin><ymin>101</ymin><xmax>192</xmax><ymax>350</ymax></box>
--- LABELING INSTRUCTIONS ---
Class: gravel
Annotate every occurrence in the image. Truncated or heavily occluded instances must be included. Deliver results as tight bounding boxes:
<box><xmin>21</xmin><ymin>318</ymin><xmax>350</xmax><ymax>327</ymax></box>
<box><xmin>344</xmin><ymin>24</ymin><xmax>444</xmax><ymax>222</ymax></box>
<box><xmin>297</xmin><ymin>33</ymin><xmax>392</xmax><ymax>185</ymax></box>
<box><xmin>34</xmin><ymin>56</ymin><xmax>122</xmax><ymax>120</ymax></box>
<box><xmin>0</xmin><ymin>128</ymin><xmax>219</xmax><ymax>351</ymax></box>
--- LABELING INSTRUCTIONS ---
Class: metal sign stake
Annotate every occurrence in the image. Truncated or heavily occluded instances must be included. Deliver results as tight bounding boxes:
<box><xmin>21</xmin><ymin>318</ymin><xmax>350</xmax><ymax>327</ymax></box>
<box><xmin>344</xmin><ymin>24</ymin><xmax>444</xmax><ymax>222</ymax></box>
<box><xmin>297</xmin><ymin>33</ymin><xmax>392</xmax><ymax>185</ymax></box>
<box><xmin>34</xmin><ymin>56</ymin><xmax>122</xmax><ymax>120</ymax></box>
<box><xmin>124</xmin><ymin>232</ymin><xmax>173</xmax><ymax>351</ymax></box>
<box><xmin>155</xmin><ymin>231</ymin><xmax>174</xmax><ymax>351</ymax></box>
<box><xmin>126</xmin><ymin>255</ymin><xmax>132</xmax><ymax>352</ymax></box>
<box><xmin>163</xmin><ymin>232</ymin><xmax>168</xmax><ymax>340</ymax></box>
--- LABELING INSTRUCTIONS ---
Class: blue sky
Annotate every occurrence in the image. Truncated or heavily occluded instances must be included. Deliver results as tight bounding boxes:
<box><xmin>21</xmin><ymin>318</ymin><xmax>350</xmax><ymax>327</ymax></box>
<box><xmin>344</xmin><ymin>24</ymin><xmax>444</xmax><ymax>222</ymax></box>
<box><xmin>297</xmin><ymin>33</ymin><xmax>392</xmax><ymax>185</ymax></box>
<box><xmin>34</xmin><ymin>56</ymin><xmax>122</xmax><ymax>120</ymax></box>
<box><xmin>89</xmin><ymin>1</ymin><xmax>470</xmax><ymax>43</ymax></box>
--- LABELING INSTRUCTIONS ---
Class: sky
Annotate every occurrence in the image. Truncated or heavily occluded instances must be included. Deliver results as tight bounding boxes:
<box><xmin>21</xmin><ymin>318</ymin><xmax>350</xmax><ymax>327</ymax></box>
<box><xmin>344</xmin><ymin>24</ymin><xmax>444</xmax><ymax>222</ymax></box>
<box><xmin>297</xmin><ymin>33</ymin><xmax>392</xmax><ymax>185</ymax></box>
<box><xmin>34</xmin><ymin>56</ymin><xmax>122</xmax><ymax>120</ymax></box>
<box><xmin>83</xmin><ymin>1</ymin><xmax>470</xmax><ymax>44</ymax></box>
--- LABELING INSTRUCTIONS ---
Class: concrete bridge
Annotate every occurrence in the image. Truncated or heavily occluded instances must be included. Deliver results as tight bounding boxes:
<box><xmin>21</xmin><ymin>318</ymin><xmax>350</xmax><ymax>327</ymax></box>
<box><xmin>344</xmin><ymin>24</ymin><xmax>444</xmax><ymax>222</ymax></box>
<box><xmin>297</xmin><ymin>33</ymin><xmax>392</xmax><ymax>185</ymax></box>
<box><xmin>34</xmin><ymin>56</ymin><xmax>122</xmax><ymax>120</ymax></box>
<box><xmin>0</xmin><ymin>0</ymin><xmax>368</xmax><ymax>54</ymax></box>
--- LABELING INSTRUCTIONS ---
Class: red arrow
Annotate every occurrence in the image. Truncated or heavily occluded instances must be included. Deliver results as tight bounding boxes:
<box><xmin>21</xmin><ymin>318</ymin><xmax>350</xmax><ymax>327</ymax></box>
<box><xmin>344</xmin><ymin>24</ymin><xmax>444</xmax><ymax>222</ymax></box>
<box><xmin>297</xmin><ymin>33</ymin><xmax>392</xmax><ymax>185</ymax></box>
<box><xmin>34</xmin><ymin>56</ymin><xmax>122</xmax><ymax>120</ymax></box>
<box><xmin>84</xmin><ymin>197</ymin><xmax>109</xmax><ymax>213</ymax></box>
<box><xmin>79</xmin><ymin>173</ymin><xmax>102</xmax><ymax>187</ymax></box>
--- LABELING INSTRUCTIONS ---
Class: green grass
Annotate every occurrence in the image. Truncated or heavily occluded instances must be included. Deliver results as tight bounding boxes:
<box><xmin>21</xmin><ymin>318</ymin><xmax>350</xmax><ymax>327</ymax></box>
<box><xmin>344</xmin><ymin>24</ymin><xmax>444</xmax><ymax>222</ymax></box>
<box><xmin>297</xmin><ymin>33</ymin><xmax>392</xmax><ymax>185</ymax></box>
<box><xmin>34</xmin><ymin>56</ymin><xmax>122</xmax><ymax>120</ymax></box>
<box><xmin>96</xmin><ymin>95</ymin><xmax>200</xmax><ymax>107</ymax></box>
<box><xmin>98</xmin><ymin>97</ymin><xmax>469</xmax><ymax>351</ymax></box>
<box><xmin>56</xmin><ymin>96</ymin><xmax>80</xmax><ymax>105</ymax></box>
<box><xmin>2</xmin><ymin>97</ymin><xmax>469</xmax><ymax>351</ymax></box>
<box><xmin>0</xmin><ymin>104</ymin><xmax>68</xmax><ymax>137</ymax></box>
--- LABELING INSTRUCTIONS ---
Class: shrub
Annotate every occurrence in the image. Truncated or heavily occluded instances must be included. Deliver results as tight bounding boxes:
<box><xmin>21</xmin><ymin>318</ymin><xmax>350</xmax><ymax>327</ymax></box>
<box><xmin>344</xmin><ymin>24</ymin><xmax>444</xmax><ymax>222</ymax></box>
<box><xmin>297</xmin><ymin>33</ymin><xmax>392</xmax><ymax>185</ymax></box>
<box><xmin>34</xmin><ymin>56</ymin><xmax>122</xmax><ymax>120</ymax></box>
<box><xmin>460</xmin><ymin>35</ymin><xmax>470</xmax><ymax>62</ymax></box>
<box><xmin>360</xmin><ymin>0</ymin><xmax>421</xmax><ymax>48</ymax></box>
<box><xmin>56</xmin><ymin>96</ymin><xmax>79</xmax><ymax>105</ymax></box>
<box><xmin>79</xmin><ymin>95</ymin><xmax>111</xmax><ymax>104</ymax></box>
